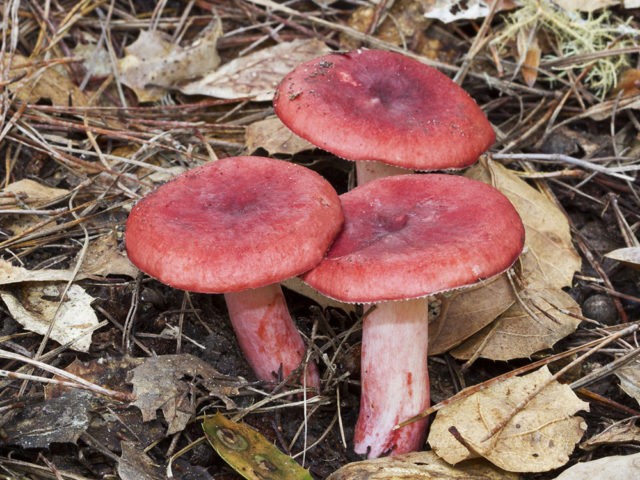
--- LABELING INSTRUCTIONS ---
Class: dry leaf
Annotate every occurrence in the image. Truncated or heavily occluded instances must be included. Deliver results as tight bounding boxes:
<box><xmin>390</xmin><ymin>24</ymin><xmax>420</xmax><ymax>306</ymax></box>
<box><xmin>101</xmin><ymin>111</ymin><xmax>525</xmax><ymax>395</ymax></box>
<box><xmin>615</xmin><ymin>359</ymin><xmax>640</xmax><ymax>405</ymax></box>
<box><xmin>517</xmin><ymin>29</ymin><xmax>541</xmax><ymax>87</ymax></box>
<box><xmin>604</xmin><ymin>247</ymin><xmax>640</xmax><ymax>269</ymax></box>
<box><xmin>553</xmin><ymin>0</ymin><xmax>618</xmax><ymax>12</ymax></box>
<box><xmin>118</xmin><ymin>21</ymin><xmax>222</xmax><ymax>102</ymax></box>
<box><xmin>0</xmin><ymin>178</ymin><xmax>69</xmax><ymax>208</ymax></box>
<box><xmin>180</xmin><ymin>39</ymin><xmax>330</xmax><ymax>101</ymax></box>
<box><xmin>0</xmin><ymin>259</ymin><xmax>78</xmax><ymax>285</ymax></box>
<box><xmin>552</xmin><ymin>452</ymin><xmax>640</xmax><ymax>480</ymax></box>
<box><xmin>424</xmin><ymin>0</ymin><xmax>516</xmax><ymax>23</ymax></box>
<box><xmin>1</xmin><ymin>283</ymin><xmax>99</xmax><ymax>352</ymax></box>
<box><xmin>613</xmin><ymin>69</ymin><xmax>640</xmax><ymax>98</ymax></box>
<box><xmin>2</xmin><ymin>54</ymin><xmax>89</xmax><ymax>106</ymax></box>
<box><xmin>428</xmin><ymin>367</ymin><xmax>589</xmax><ymax>472</ymax></box>
<box><xmin>118</xmin><ymin>441</ymin><xmax>165</xmax><ymax>480</ymax></box>
<box><xmin>467</xmin><ymin>158</ymin><xmax>581</xmax><ymax>290</ymax></box>
<box><xmin>450</xmin><ymin>288</ymin><xmax>581</xmax><ymax>361</ymax></box>
<box><xmin>429</xmin><ymin>275</ymin><xmax>516</xmax><ymax>355</ymax></box>
<box><xmin>245</xmin><ymin>116</ymin><xmax>315</xmax><ymax>155</ymax></box>
<box><xmin>580</xmin><ymin>420</ymin><xmax>640</xmax><ymax>450</ymax></box>
<box><xmin>77</xmin><ymin>233</ymin><xmax>139</xmax><ymax>278</ymax></box>
<box><xmin>72</xmin><ymin>34</ymin><xmax>112</xmax><ymax>79</ymax></box>
<box><xmin>1</xmin><ymin>389</ymin><xmax>92</xmax><ymax>448</ymax></box>
<box><xmin>327</xmin><ymin>450</ymin><xmax>519</xmax><ymax>479</ymax></box>
<box><xmin>129</xmin><ymin>354</ymin><xmax>242</xmax><ymax>435</ymax></box>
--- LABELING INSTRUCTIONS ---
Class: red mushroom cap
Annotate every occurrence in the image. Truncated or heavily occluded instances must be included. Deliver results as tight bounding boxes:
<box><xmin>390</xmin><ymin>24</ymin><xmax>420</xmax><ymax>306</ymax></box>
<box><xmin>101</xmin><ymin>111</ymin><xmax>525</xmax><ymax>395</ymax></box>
<box><xmin>302</xmin><ymin>174</ymin><xmax>525</xmax><ymax>302</ymax></box>
<box><xmin>274</xmin><ymin>49</ymin><xmax>495</xmax><ymax>171</ymax></box>
<box><xmin>126</xmin><ymin>156</ymin><xmax>344</xmax><ymax>293</ymax></box>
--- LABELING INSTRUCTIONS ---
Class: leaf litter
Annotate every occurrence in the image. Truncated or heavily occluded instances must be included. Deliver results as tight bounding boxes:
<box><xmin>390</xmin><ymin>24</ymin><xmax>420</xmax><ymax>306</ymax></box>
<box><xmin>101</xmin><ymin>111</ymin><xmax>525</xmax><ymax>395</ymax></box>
<box><xmin>1</xmin><ymin>0</ymin><xmax>640</xmax><ymax>478</ymax></box>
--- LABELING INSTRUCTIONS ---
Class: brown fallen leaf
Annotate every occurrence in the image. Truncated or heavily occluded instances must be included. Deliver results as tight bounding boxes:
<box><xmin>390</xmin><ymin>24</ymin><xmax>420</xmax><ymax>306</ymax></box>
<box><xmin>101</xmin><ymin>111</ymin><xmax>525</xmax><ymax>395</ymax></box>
<box><xmin>580</xmin><ymin>420</ymin><xmax>640</xmax><ymax>450</ymax></box>
<box><xmin>450</xmin><ymin>287</ymin><xmax>581</xmax><ymax>361</ymax></box>
<box><xmin>428</xmin><ymin>366</ymin><xmax>589</xmax><ymax>472</ymax></box>
<box><xmin>180</xmin><ymin>38</ymin><xmax>330</xmax><ymax>101</ymax></box>
<box><xmin>1</xmin><ymin>53</ymin><xmax>89</xmax><ymax>106</ymax></box>
<box><xmin>118</xmin><ymin>441</ymin><xmax>165</xmax><ymax>480</ymax></box>
<box><xmin>326</xmin><ymin>450</ymin><xmax>518</xmax><ymax>480</ymax></box>
<box><xmin>517</xmin><ymin>28</ymin><xmax>541</xmax><ymax>87</ymax></box>
<box><xmin>0</xmin><ymin>178</ymin><xmax>70</xmax><ymax>208</ymax></box>
<box><xmin>467</xmin><ymin>158</ymin><xmax>581</xmax><ymax>290</ymax></box>
<box><xmin>118</xmin><ymin>21</ymin><xmax>222</xmax><ymax>102</ymax></box>
<box><xmin>129</xmin><ymin>354</ymin><xmax>243</xmax><ymax>435</ymax></box>
<box><xmin>245</xmin><ymin>116</ymin><xmax>315</xmax><ymax>156</ymax></box>
<box><xmin>77</xmin><ymin>232</ymin><xmax>139</xmax><ymax>278</ymax></box>
<box><xmin>1</xmin><ymin>283</ymin><xmax>99</xmax><ymax>352</ymax></box>
<box><xmin>428</xmin><ymin>274</ymin><xmax>516</xmax><ymax>355</ymax></box>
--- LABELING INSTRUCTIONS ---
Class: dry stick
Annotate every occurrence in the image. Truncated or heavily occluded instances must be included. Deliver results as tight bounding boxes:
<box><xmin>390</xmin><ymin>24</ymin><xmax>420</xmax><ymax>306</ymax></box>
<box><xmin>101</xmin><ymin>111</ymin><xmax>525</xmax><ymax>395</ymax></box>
<box><xmin>246</xmin><ymin>0</ymin><xmax>548</xmax><ymax>96</ymax></box>
<box><xmin>492</xmin><ymin>153</ymin><xmax>636</xmax><ymax>182</ymax></box>
<box><xmin>453</xmin><ymin>0</ymin><xmax>501</xmax><ymax>85</ymax></box>
<box><xmin>570</xmin><ymin>345</ymin><xmax>640</xmax><ymax>391</ymax></box>
<box><xmin>608</xmin><ymin>193</ymin><xmax>640</xmax><ymax>248</ymax></box>
<box><xmin>0</xmin><ymin>349</ymin><xmax>133</xmax><ymax>402</ymax></box>
<box><xmin>396</xmin><ymin>322</ymin><xmax>639</xmax><ymax>429</ymax></box>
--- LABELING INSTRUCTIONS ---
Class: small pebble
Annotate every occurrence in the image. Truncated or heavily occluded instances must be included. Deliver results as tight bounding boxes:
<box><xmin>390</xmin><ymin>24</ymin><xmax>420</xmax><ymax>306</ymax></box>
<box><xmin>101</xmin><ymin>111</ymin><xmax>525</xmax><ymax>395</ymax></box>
<box><xmin>582</xmin><ymin>294</ymin><xmax>618</xmax><ymax>324</ymax></box>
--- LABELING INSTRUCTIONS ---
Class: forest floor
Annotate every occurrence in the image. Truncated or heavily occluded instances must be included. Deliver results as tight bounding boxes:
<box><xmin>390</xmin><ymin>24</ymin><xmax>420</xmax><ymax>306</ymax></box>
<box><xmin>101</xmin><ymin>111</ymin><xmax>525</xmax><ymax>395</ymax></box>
<box><xmin>1</xmin><ymin>1</ymin><xmax>639</xmax><ymax>479</ymax></box>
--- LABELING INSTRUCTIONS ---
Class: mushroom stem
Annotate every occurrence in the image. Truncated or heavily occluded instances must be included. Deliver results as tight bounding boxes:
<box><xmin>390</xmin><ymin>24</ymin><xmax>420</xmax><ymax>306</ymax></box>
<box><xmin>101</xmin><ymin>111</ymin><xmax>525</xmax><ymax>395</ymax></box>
<box><xmin>355</xmin><ymin>161</ymin><xmax>411</xmax><ymax>185</ymax></box>
<box><xmin>224</xmin><ymin>284</ymin><xmax>320</xmax><ymax>389</ymax></box>
<box><xmin>354</xmin><ymin>298</ymin><xmax>430</xmax><ymax>458</ymax></box>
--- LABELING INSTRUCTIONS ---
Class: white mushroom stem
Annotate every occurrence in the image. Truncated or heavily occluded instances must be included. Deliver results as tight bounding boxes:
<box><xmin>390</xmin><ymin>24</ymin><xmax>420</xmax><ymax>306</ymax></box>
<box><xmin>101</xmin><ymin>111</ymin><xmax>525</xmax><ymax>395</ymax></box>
<box><xmin>224</xmin><ymin>284</ymin><xmax>320</xmax><ymax>389</ymax></box>
<box><xmin>356</xmin><ymin>161</ymin><xmax>412</xmax><ymax>185</ymax></box>
<box><xmin>354</xmin><ymin>298</ymin><xmax>430</xmax><ymax>458</ymax></box>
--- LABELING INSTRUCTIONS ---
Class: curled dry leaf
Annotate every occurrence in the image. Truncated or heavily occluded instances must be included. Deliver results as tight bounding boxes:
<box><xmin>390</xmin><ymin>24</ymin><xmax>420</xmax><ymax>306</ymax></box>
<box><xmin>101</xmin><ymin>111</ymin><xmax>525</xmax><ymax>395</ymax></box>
<box><xmin>1</xmin><ymin>283</ymin><xmax>99</xmax><ymax>352</ymax></box>
<box><xmin>553</xmin><ymin>0</ymin><xmax>618</xmax><ymax>12</ymax></box>
<box><xmin>552</xmin><ymin>452</ymin><xmax>640</xmax><ymax>480</ymax></box>
<box><xmin>450</xmin><ymin>287</ymin><xmax>581</xmax><ymax>361</ymax></box>
<box><xmin>428</xmin><ymin>367</ymin><xmax>589</xmax><ymax>472</ymax></box>
<box><xmin>180</xmin><ymin>39</ymin><xmax>330</xmax><ymax>101</ymax></box>
<box><xmin>129</xmin><ymin>354</ymin><xmax>243</xmax><ymax>435</ymax></box>
<box><xmin>245</xmin><ymin>116</ymin><xmax>315</xmax><ymax>156</ymax></box>
<box><xmin>326</xmin><ymin>450</ymin><xmax>518</xmax><ymax>480</ymax></box>
<box><xmin>429</xmin><ymin>274</ymin><xmax>516</xmax><ymax>355</ymax></box>
<box><xmin>424</xmin><ymin>0</ymin><xmax>517</xmax><ymax>24</ymax></box>
<box><xmin>118</xmin><ymin>21</ymin><xmax>222</xmax><ymax>102</ymax></box>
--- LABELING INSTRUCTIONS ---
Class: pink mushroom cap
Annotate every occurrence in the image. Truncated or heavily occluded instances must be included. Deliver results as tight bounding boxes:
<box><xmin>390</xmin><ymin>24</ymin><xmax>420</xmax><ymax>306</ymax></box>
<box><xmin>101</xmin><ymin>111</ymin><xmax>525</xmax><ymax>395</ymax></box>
<box><xmin>274</xmin><ymin>49</ymin><xmax>496</xmax><ymax>171</ymax></box>
<box><xmin>303</xmin><ymin>173</ymin><xmax>525</xmax><ymax>302</ymax></box>
<box><xmin>125</xmin><ymin>156</ymin><xmax>344</xmax><ymax>293</ymax></box>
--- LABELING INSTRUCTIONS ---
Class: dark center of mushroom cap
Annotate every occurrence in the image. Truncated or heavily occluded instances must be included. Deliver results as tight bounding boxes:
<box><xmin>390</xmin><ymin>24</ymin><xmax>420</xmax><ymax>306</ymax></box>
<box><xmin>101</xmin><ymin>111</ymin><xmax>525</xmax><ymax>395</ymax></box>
<box><xmin>274</xmin><ymin>49</ymin><xmax>496</xmax><ymax>170</ymax></box>
<box><xmin>125</xmin><ymin>156</ymin><xmax>344</xmax><ymax>293</ymax></box>
<box><xmin>302</xmin><ymin>174</ymin><xmax>525</xmax><ymax>303</ymax></box>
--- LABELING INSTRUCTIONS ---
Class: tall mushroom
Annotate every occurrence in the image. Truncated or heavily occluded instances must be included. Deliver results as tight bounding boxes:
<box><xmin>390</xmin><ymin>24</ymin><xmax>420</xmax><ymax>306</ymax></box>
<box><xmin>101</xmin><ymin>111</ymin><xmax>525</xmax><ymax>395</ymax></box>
<box><xmin>274</xmin><ymin>49</ymin><xmax>495</xmax><ymax>184</ymax></box>
<box><xmin>125</xmin><ymin>156</ymin><xmax>344</xmax><ymax>388</ymax></box>
<box><xmin>303</xmin><ymin>174</ymin><xmax>525</xmax><ymax>457</ymax></box>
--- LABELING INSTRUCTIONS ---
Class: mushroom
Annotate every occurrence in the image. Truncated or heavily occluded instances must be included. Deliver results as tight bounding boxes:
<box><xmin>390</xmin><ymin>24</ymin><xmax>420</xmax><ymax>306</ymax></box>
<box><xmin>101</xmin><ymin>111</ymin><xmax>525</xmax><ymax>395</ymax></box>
<box><xmin>302</xmin><ymin>174</ymin><xmax>525</xmax><ymax>457</ymax></box>
<box><xmin>125</xmin><ymin>156</ymin><xmax>344</xmax><ymax>388</ymax></box>
<box><xmin>274</xmin><ymin>49</ymin><xmax>495</xmax><ymax>184</ymax></box>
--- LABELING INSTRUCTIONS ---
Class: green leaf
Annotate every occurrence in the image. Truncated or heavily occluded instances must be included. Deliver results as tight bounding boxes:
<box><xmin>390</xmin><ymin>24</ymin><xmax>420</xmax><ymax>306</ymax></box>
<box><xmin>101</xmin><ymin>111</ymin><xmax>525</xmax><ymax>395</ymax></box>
<box><xmin>202</xmin><ymin>413</ymin><xmax>313</xmax><ymax>480</ymax></box>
